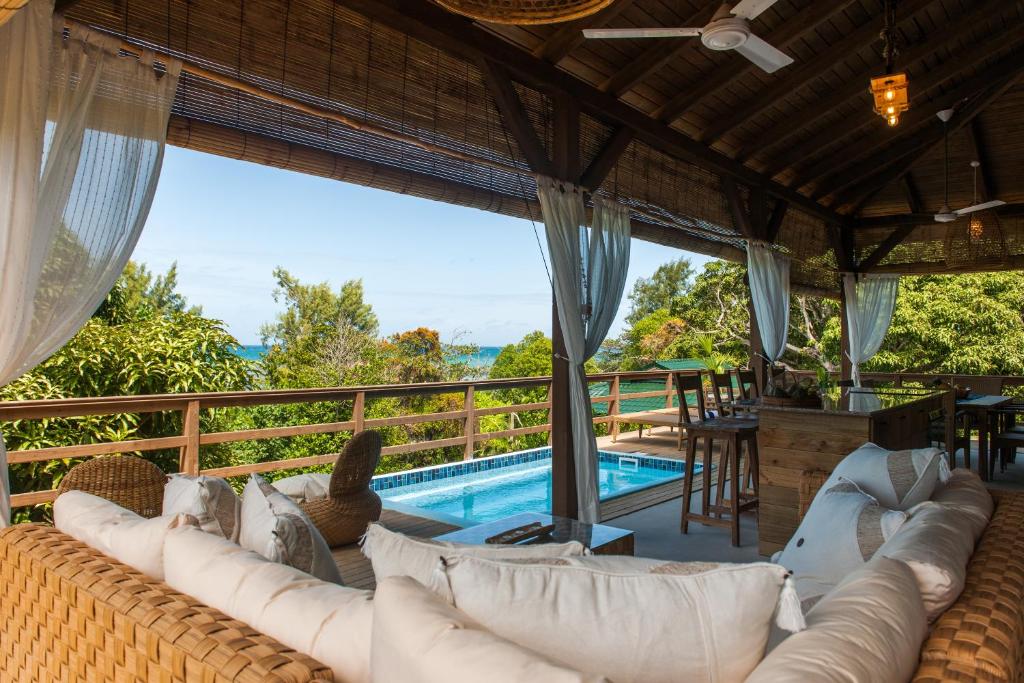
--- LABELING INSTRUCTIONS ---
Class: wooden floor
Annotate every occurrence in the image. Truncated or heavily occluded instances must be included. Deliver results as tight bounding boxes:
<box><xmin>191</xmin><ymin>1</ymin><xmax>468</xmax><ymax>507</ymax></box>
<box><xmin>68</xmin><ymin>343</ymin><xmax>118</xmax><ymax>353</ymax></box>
<box><xmin>331</xmin><ymin>509</ymin><xmax>458</xmax><ymax>590</ymax></box>
<box><xmin>597</xmin><ymin>426</ymin><xmax>686</xmax><ymax>460</ymax></box>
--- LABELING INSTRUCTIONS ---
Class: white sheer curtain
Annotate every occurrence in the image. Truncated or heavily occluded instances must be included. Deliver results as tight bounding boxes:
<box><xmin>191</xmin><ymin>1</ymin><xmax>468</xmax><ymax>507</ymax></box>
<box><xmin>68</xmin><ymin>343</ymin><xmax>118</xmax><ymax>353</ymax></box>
<box><xmin>538</xmin><ymin>178</ymin><xmax>631</xmax><ymax>523</ymax></box>
<box><xmin>843</xmin><ymin>273</ymin><xmax>899</xmax><ymax>386</ymax></box>
<box><xmin>0</xmin><ymin>0</ymin><xmax>180</xmax><ymax>524</ymax></box>
<box><xmin>746</xmin><ymin>241</ymin><xmax>791</xmax><ymax>363</ymax></box>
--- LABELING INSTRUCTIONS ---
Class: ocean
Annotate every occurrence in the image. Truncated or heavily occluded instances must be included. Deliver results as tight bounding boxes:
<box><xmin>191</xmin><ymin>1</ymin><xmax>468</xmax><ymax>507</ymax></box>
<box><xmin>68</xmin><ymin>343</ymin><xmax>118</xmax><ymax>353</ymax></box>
<box><xmin>234</xmin><ymin>344</ymin><xmax>503</xmax><ymax>369</ymax></box>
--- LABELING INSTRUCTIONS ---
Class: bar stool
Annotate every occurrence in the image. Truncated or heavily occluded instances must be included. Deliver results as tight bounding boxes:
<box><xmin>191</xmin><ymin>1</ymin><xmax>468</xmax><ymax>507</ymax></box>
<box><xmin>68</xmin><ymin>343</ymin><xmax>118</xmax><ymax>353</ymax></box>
<box><xmin>710</xmin><ymin>372</ymin><xmax>736</xmax><ymax>417</ymax></box>
<box><xmin>681</xmin><ymin>416</ymin><xmax>759</xmax><ymax>547</ymax></box>
<box><xmin>671</xmin><ymin>371</ymin><xmax>708</xmax><ymax>451</ymax></box>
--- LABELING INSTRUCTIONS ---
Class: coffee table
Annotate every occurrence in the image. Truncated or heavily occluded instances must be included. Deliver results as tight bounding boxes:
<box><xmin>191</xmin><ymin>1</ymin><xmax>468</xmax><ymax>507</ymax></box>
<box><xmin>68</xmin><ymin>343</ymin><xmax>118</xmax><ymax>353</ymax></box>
<box><xmin>434</xmin><ymin>512</ymin><xmax>635</xmax><ymax>556</ymax></box>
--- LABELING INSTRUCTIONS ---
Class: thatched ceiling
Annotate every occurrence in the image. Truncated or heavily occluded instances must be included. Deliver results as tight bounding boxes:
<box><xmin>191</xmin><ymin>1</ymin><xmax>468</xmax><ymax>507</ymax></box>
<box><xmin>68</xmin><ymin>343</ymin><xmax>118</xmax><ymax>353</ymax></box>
<box><xmin>58</xmin><ymin>0</ymin><xmax>1024</xmax><ymax>289</ymax></box>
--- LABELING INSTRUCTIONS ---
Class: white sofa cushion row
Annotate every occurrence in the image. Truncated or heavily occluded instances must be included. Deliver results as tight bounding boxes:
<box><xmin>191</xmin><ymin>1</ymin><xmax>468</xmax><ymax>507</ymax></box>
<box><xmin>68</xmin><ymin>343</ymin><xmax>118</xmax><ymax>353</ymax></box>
<box><xmin>932</xmin><ymin>468</ymin><xmax>993</xmax><ymax>540</ymax></box>
<box><xmin>824</xmin><ymin>442</ymin><xmax>949</xmax><ymax>510</ymax></box>
<box><xmin>372</xmin><ymin>575</ymin><xmax>610</xmax><ymax>683</ymax></box>
<box><xmin>746</xmin><ymin>557</ymin><xmax>928</xmax><ymax>683</ymax></box>
<box><xmin>776</xmin><ymin>478</ymin><xmax>907</xmax><ymax>605</ymax></box>
<box><xmin>878</xmin><ymin>500</ymin><xmax>978</xmax><ymax>621</ymax></box>
<box><xmin>273</xmin><ymin>472</ymin><xmax>332</xmax><ymax>503</ymax></box>
<box><xmin>54</xmin><ymin>490</ymin><xmax>197</xmax><ymax>580</ymax></box>
<box><xmin>164</xmin><ymin>526</ymin><xmax>373</xmax><ymax>683</ymax></box>
<box><xmin>239</xmin><ymin>473</ymin><xmax>343</xmax><ymax>584</ymax></box>
<box><xmin>360</xmin><ymin>522</ymin><xmax>588</xmax><ymax>598</ymax></box>
<box><xmin>441</xmin><ymin>554</ymin><xmax>801</xmax><ymax>683</ymax></box>
<box><xmin>163</xmin><ymin>473</ymin><xmax>241</xmax><ymax>541</ymax></box>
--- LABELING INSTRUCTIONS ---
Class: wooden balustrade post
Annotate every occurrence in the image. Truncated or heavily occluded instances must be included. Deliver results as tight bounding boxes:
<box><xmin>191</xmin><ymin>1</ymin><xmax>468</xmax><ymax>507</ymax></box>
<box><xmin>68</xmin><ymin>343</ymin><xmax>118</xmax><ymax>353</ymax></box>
<box><xmin>547</xmin><ymin>381</ymin><xmax>554</xmax><ymax>446</ymax></box>
<box><xmin>179</xmin><ymin>400</ymin><xmax>200</xmax><ymax>475</ymax></box>
<box><xmin>664</xmin><ymin>373</ymin><xmax>674</xmax><ymax>409</ymax></box>
<box><xmin>464</xmin><ymin>385</ymin><xmax>475</xmax><ymax>460</ymax></box>
<box><xmin>610</xmin><ymin>375</ymin><xmax>621</xmax><ymax>442</ymax></box>
<box><xmin>353</xmin><ymin>392</ymin><xmax>365</xmax><ymax>433</ymax></box>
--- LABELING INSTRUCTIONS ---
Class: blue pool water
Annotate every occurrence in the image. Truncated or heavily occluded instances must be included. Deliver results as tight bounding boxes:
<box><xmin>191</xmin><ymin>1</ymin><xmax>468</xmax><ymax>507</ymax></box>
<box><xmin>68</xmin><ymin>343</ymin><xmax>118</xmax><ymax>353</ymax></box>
<box><xmin>373</xmin><ymin>448</ymin><xmax>690</xmax><ymax>526</ymax></box>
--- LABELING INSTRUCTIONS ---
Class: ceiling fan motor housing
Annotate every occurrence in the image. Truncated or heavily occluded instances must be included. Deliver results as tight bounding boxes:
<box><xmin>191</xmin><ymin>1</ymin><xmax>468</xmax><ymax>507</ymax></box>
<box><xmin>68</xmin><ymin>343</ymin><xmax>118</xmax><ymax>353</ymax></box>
<box><xmin>701</xmin><ymin>17</ymin><xmax>750</xmax><ymax>50</ymax></box>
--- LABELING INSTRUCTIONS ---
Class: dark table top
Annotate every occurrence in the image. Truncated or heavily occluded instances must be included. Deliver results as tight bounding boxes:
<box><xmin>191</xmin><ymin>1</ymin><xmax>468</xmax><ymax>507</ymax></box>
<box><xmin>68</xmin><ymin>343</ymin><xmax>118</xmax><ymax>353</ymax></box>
<box><xmin>433</xmin><ymin>511</ymin><xmax>633</xmax><ymax>551</ymax></box>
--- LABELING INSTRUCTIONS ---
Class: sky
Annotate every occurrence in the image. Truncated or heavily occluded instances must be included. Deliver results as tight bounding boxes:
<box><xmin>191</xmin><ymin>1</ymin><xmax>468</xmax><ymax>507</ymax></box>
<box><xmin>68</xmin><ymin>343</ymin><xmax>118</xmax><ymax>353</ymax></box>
<box><xmin>132</xmin><ymin>146</ymin><xmax>715</xmax><ymax>347</ymax></box>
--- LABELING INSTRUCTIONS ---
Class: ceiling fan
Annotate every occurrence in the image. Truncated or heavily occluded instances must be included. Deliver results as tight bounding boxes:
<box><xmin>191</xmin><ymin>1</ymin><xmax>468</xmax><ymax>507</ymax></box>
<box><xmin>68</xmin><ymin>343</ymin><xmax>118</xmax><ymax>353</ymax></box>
<box><xmin>582</xmin><ymin>0</ymin><xmax>794</xmax><ymax>74</ymax></box>
<box><xmin>933</xmin><ymin>108</ymin><xmax>1005</xmax><ymax>223</ymax></box>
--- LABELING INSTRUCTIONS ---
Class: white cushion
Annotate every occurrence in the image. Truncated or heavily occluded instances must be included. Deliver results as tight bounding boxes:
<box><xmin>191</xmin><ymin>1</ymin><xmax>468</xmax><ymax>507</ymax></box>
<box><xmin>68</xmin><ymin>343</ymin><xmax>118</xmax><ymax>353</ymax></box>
<box><xmin>239</xmin><ymin>473</ymin><xmax>343</xmax><ymax>584</ymax></box>
<box><xmin>164</xmin><ymin>526</ymin><xmax>373</xmax><ymax>683</ymax></box>
<box><xmin>54</xmin><ymin>490</ymin><xmax>196</xmax><ymax>580</ymax></box>
<box><xmin>441</xmin><ymin>554</ymin><xmax>798</xmax><ymax>683</ymax></box>
<box><xmin>272</xmin><ymin>472</ymin><xmax>331</xmax><ymax>503</ymax></box>
<box><xmin>163</xmin><ymin>473</ymin><xmax>241</xmax><ymax>541</ymax></box>
<box><xmin>372</xmin><ymin>575</ymin><xmax>610</xmax><ymax>683</ymax></box>
<box><xmin>777</xmin><ymin>478</ymin><xmax>907</xmax><ymax>605</ymax></box>
<box><xmin>878</xmin><ymin>500</ymin><xmax>977</xmax><ymax>621</ymax></box>
<box><xmin>825</xmin><ymin>441</ymin><xmax>949</xmax><ymax>510</ymax></box>
<box><xmin>360</xmin><ymin>522</ymin><xmax>588</xmax><ymax>598</ymax></box>
<box><xmin>931</xmin><ymin>468</ymin><xmax>993</xmax><ymax>539</ymax></box>
<box><xmin>746</xmin><ymin>557</ymin><xmax>928</xmax><ymax>683</ymax></box>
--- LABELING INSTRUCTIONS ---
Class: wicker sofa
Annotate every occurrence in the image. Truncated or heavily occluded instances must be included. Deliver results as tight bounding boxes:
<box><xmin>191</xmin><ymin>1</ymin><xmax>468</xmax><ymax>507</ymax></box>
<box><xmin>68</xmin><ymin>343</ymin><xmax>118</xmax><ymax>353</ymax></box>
<box><xmin>2</xmin><ymin>491</ymin><xmax>1023</xmax><ymax>682</ymax></box>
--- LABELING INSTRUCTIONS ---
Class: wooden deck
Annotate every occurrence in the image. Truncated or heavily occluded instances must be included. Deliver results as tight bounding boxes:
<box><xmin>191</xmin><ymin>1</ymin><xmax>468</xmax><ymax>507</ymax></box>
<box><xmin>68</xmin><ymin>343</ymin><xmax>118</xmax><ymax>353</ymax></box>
<box><xmin>331</xmin><ymin>509</ymin><xmax>459</xmax><ymax>589</ymax></box>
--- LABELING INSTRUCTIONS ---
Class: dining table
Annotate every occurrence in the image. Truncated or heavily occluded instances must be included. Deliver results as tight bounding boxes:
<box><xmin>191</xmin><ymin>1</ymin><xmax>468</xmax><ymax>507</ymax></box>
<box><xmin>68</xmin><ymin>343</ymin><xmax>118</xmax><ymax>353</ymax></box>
<box><xmin>956</xmin><ymin>393</ymin><xmax>1013</xmax><ymax>481</ymax></box>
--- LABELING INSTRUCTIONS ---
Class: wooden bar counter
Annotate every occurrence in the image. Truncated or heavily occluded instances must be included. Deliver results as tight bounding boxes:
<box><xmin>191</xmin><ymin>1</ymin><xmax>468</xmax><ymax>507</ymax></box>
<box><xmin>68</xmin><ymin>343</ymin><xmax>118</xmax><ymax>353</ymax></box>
<box><xmin>757</xmin><ymin>387</ymin><xmax>949</xmax><ymax>556</ymax></box>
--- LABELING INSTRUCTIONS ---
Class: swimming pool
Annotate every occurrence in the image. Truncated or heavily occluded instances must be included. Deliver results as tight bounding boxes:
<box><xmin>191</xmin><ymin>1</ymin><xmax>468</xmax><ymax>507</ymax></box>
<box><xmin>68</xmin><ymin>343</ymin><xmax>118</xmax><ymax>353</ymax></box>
<box><xmin>372</xmin><ymin>447</ymin><xmax>691</xmax><ymax>526</ymax></box>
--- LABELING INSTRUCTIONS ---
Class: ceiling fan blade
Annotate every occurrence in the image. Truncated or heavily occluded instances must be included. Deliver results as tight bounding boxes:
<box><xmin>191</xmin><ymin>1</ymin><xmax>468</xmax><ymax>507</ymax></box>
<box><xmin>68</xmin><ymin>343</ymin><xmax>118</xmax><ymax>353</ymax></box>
<box><xmin>733</xmin><ymin>34</ymin><xmax>793</xmax><ymax>73</ymax></box>
<box><xmin>730</xmin><ymin>0</ymin><xmax>780</xmax><ymax>21</ymax></box>
<box><xmin>582</xmin><ymin>27</ymin><xmax>702</xmax><ymax>39</ymax></box>
<box><xmin>955</xmin><ymin>199</ymin><xmax>1006</xmax><ymax>215</ymax></box>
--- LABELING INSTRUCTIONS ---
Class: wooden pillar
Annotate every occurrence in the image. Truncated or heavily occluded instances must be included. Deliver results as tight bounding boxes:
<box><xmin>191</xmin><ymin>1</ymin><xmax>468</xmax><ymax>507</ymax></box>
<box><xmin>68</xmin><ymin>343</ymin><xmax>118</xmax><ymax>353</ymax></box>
<box><xmin>745</xmin><ymin>275</ymin><xmax>768</xmax><ymax>392</ymax></box>
<box><xmin>463</xmin><ymin>385</ymin><xmax>475</xmax><ymax>460</ymax></box>
<box><xmin>839</xmin><ymin>284</ymin><xmax>853</xmax><ymax>382</ymax></box>
<box><xmin>550</xmin><ymin>301</ymin><xmax>578</xmax><ymax>519</ymax></box>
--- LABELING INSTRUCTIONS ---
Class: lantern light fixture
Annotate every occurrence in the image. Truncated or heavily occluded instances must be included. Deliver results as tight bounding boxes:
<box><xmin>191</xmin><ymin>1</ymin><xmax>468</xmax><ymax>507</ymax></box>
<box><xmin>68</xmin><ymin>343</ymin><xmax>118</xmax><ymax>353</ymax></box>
<box><xmin>870</xmin><ymin>0</ymin><xmax>909</xmax><ymax>126</ymax></box>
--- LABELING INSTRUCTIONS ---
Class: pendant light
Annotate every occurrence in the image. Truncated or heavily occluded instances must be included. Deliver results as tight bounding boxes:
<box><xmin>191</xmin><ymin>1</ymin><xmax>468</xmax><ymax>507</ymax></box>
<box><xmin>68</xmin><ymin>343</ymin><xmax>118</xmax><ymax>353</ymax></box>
<box><xmin>870</xmin><ymin>0</ymin><xmax>909</xmax><ymax>127</ymax></box>
<box><xmin>968</xmin><ymin>161</ymin><xmax>984</xmax><ymax>241</ymax></box>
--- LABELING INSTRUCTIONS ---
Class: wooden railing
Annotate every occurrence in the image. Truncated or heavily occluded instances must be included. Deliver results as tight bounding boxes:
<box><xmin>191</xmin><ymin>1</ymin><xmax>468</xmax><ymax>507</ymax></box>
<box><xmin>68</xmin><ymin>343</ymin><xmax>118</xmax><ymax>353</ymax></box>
<box><xmin>5</xmin><ymin>369</ymin><xmax>1023</xmax><ymax>510</ymax></box>
<box><xmin>0</xmin><ymin>370</ymin><xmax>687</xmax><ymax>510</ymax></box>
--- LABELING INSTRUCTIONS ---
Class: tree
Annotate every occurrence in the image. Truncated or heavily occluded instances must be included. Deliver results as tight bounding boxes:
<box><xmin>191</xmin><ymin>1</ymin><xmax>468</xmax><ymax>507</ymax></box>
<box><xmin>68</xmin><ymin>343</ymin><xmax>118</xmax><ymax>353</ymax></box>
<box><xmin>95</xmin><ymin>261</ymin><xmax>200</xmax><ymax>324</ymax></box>
<box><xmin>625</xmin><ymin>257</ymin><xmax>693</xmax><ymax>325</ymax></box>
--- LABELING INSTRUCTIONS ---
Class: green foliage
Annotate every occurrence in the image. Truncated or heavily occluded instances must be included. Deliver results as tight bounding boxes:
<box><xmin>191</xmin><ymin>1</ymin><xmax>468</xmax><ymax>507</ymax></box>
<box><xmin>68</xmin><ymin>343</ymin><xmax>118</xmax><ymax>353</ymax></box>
<box><xmin>95</xmin><ymin>262</ymin><xmax>200</xmax><ymax>324</ymax></box>
<box><xmin>695</xmin><ymin>334</ymin><xmax>730</xmax><ymax>374</ymax></box>
<box><xmin>625</xmin><ymin>257</ymin><xmax>693</xmax><ymax>325</ymax></box>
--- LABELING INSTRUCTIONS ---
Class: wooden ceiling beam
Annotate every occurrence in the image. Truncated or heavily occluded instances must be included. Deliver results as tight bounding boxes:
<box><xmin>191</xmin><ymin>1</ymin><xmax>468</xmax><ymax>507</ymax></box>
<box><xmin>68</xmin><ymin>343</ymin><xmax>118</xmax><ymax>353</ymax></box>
<box><xmin>859</xmin><ymin>225</ymin><xmax>917</xmax><ymax>271</ymax></box>
<box><xmin>652</xmin><ymin>0</ymin><xmax>859</xmax><ymax>124</ymax></box>
<box><xmin>814</xmin><ymin>56</ymin><xmax>1024</xmax><ymax>205</ymax></box>
<box><xmin>795</xmin><ymin>30</ymin><xmax>1024</xmax><ymax>194</ymax></box>
<box><xmin>335</xmin><ymin>0</ymin><xmax>847</xmax><ymax>225</ymax></box>
<box><xmin>744</xmin><ymin>0</ymin><xmax>1010</xmax><ymax>168</ymax></box>
<box><xmin>599</xmin><ymin>3</ymin><xmax>717</xmax><ymax>97</ymax></box>
<box><xmin>765</xmin><ymin>199</ymin><xmax>789</xmax><ymax>243</ymax></box>
<box><xmin>534</xmin><ymin>0</ymin><xmax>637</xmax><ymax>64</ymax></box>
<box><xmin>700</xmin><ymin>0</ymin><xmax>935</xmax><ymax>145</ymax></box>
<box><xmin>479</xmin><ymin>60</ymin><xmax>555</xmax><ymax>178</ymax></box>
<box><xmin>553</xmin><ymin>92</ymin><xmax>581</xmax><ymax>181</ymax></box>
<box><xmin>901</xmin><ymin>173</ymin><xmax>924</xmax><ymax>213</ymax></box>
<box><xmin>579</xmin><ymin>126</ymin><xmax>634</xmax><ymax>190</ymax></box>
<box><xmin>827</xmin><ymin>224</ymin><xmax>856</xmax><ymax>272</ymax></box>
<box><xmin>722</xmin><ymin>177</ymin><xmax>755</xmax><ymax>239</ymax></box>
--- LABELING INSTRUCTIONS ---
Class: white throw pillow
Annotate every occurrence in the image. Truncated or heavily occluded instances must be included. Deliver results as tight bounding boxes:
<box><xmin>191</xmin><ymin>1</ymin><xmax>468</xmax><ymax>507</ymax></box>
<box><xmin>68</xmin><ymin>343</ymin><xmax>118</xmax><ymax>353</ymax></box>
<box><xmin>163</xmin><ymin>473</ymin><xmax>241</xmax><ymax>541</ymax></box>
<box><xmin>164</xmin><ymin>526</ymin><xmax>373</xmax><ymax>683</ymax></box>
<box><xmin>441</xmin><ymin>554</ymin><xmax>801</xmax><ymax>683</ymax></box>
<box><xmin>746</xmin><ymin>557</ymin><xmax>928</xmax><ymax>683</ymax></box>
<box><xmin>931</xmin><ymin>468</ymin><xmax>993</xmax><ymax>540</ymax></box>
<box><xmin>272</xmin><ymin>472</ymin><xmax>331</xmax><ymax>503</ymax></box>
<box><xmin>360</xmin><ymin>522</ymin><xmax>588</xmax><ymax>598</ymax></box>
<box><xmin>777</xmin><ymin>478</ymin><xmax>907</xmax><ymax>605</ymax></box>
<box><xmin>878</xmin><ymin>500</ymin><xmax>977</xmax><ymax>621</ymax></box>
<box><xmin>54</xmin><ymin>490</ymin><xmax>196</xmax><ymax>580</ymax></box>
<box><xmin>372</xmin><ymin>575</ymin><xmax>610</xmax><ymax>683</ymax></box>
<box><xmin>825</xmin><ymin>441</ymin><xmax>949</xmax><ymax>510</ymax></box>
<box><xmin>239</xmin><ymin>473</ymin><xmax>343</xmax><ymax>584</ymax></box>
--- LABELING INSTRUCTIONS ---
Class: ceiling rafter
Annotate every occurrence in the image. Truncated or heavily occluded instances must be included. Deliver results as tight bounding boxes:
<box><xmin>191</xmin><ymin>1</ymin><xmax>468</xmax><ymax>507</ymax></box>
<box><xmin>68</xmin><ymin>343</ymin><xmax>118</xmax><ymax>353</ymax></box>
<box><xmin>965</xmin><ymin>118</ymin><xmax>997</xmax><ymax>200</ymax></box>
<box><xmin>700</xmin><ymin>0</ymin><xmax>935</xmax><ymax>145</ymax></box>
<box><xmin>794</xmin><ymin>28</ymin><xmax>1024</xmax><ymax>194</ymax></box>
<box><xmin>579</xmin><ymin>126</ymin><xmax>634</xmax><ymax>190</ymax></box>
<box><xmin>652</xmin><ymin>0</ymin><xmax>860</xmax><ymax>124</ymax></box>
<box><xmin>765</xmin><ymin>199</ymin><xmax>789</xmax><ymax>243</ymax></box>
<box><xmin>901</xmin><ymin>173</ymin><xmax>924</xmax><ymax>213</ymax></box>
<box><xmin>599</xmin><ymin>3</ymin><xmax>718</xmax><ymax>97</ymax></box>
<box><xmin>334</xmin><ymin>0</ymin><xmax>847</xmax><ymax>225</ymax></box>
<box><xmin>740</xmin><ymin>0</ymin><xmax>1009</xmax><ymax>167</ymax></box>
<box><xmin>479</xmin><ymin>60</ymin><xmax>555</xmax><ymax>177</ymax></box>
<box><xmin>834</xmin><ymin>73</ymin><xmax>1024</xmax><ymax>210</ymax></box>
<box><xmin>859</xmin><ymin>225</ymin><xmax>917</xmax><ymax>271</ymax></box>
<box><xmin>533</xmin><ymin>0</ymin><xmax>637</xmax><ymax>64</ymax></box>
<box><xmin>722</xmin><ymin>176</ymin><xmax>755</xmax><ymax>239</ymax></box>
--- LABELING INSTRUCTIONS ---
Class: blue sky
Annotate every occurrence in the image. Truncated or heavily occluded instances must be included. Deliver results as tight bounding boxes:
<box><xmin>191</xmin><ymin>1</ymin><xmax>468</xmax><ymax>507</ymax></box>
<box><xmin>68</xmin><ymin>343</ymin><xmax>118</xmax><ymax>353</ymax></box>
<box><xmin>133</xmin><ymin>147</ymin><xmax>714</xmax><ymax>346</ymax></box>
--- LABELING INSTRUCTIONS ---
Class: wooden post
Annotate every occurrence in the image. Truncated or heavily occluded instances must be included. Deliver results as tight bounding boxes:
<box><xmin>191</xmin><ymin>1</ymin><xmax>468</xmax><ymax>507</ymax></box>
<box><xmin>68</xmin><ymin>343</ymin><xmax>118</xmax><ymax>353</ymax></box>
<box><xmin>745</xmin><ymin>275</ymin><xmax>768</xmax><ymax>392</ymax></box>
<box><xmin>839</xmin><ymin>284</ymin><xmax>853</xmax><ymax>382</ymax></box>
<box><xmin>463</xmin><ymin>385</ymin><xmax>475</xmax><ymax>460</ymax></box>
<box><xmin>353</xmin><ymin>391</ymin><xmax>366</xmax><ymax>433</ymax></box>
<box><xmin>551</xmin><ymin>301</ymin><xmax>578</xmax><ymax>519</ymax></box>
<box><xmin>610</xmin><ymin>374</ymin><xmax>620</xmax><ymax>442</ymax></box>
<box><xmin>179</xmin><ymin>400</ymin><xmax>200</xmax><ymax>475</ymax></box>
<box><xmin>664</xmin><ymin>374</ymin><xmax>674</xmax><ymax>409</ymax></box>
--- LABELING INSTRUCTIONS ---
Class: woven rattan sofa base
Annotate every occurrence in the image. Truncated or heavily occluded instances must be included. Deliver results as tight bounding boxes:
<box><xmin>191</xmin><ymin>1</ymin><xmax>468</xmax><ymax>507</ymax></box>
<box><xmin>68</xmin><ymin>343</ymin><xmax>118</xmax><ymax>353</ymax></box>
<box><xmin>0</xmin><ymin>524</ymin><xmax>331</xmax><ymax>683</ymax></box>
